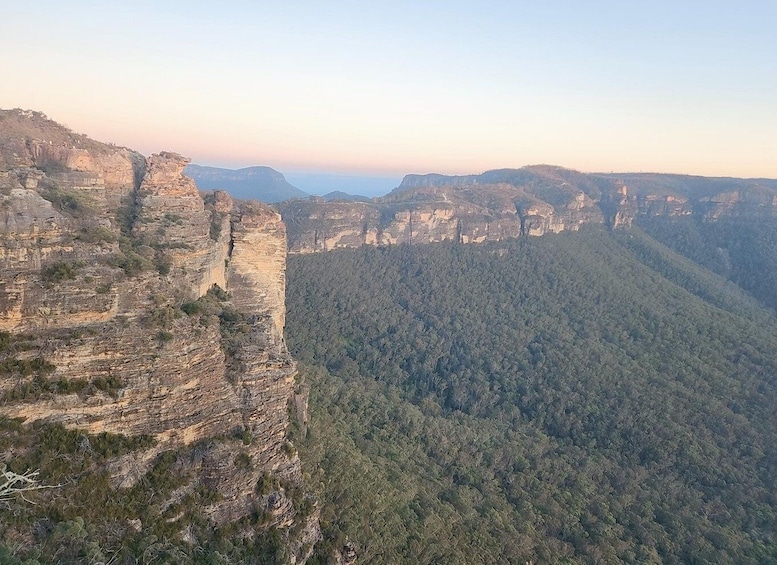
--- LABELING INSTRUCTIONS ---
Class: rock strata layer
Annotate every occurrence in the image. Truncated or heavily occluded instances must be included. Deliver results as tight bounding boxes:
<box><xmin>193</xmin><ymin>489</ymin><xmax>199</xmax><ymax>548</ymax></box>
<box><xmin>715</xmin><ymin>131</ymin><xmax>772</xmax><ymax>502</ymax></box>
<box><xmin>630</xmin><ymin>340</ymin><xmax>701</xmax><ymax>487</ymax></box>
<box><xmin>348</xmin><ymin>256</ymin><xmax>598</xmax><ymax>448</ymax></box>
<box><xmin>279</xmin><ymin>166</ymin><xmax>777</xmax><ymax>253</ymax></box>
<box><xmin>0</xmin><ymin>109</ymin><xmax>316</xmax><ymax>561</ymax></box>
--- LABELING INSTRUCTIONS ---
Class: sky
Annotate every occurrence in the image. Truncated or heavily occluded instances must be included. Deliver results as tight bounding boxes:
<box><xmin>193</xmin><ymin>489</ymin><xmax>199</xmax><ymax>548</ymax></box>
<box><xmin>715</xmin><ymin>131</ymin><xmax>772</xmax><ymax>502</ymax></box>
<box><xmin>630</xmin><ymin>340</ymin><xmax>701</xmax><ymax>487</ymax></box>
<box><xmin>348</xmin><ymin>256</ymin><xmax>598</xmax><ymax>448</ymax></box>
<box><xmin>2</xmin><ymin>1</ymin><xmax>776</xmax><ymax>182</ymax></box>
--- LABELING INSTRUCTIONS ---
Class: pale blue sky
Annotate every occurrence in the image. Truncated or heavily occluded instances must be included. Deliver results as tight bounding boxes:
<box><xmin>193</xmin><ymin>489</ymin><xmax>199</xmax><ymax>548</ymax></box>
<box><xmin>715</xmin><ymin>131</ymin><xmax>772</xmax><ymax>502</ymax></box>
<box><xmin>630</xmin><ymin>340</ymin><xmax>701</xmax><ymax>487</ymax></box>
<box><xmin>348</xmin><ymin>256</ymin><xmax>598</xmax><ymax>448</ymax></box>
<box><xmin>2</xmin><ymin>1</ymin><xmax>776</xmax><ymax>178</ymax></box>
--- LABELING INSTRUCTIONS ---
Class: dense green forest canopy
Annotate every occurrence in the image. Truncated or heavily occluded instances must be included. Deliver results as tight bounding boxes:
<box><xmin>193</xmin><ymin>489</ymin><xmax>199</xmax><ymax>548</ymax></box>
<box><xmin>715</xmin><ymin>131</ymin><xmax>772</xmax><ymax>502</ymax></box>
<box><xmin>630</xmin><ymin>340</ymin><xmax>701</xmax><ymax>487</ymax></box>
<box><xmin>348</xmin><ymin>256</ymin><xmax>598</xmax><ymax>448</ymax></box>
<box><xmin>637</xmin><ymin>215</ymin><xmax>777</xmax><ymax>313</ymax></box>
<box><xmin>287</xmin><ymin>226</ymin><xmax>777</xmax><ymax>564</ymax></box>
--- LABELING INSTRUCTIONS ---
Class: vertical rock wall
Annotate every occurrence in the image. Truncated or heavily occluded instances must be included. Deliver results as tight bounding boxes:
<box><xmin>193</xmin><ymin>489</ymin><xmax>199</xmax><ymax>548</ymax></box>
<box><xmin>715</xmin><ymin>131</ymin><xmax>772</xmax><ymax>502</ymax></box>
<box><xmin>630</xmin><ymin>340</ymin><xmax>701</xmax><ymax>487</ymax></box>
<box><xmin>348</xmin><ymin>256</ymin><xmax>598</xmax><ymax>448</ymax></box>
<box><xmin>229</xmin><ymin>201</ymin><xmax>289</xmax><ymax>347</ymax></box>
<box><xmin>0</xmin><ymin>112</ymin><xmax>317</xmax><ymax>559</ymax></box>
<box><xmin>133</xmin><ymin>152</ymin><xmax>231</xmax><ymax>297</ymax></box>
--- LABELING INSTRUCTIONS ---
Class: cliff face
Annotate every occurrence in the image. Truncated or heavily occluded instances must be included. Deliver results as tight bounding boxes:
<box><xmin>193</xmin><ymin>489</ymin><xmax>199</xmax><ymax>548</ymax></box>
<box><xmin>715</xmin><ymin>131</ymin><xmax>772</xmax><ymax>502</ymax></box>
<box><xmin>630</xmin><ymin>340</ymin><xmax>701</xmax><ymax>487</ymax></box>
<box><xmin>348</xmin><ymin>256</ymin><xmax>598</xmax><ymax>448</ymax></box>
<box><xmin>133</xmin><ymin>151</ymin><xmax>232</xmax><ymax>297</ymax></box>
<box><xmin>0</xmin><ymin>109</ymin><xmax>145</xmax><ymax>209</ymax></box>
<box><xmin>279</xmin><ymin>166</ymin><xmax>777</xmax><ymax>253</ymax></box>
<box><xmin>278</xmin><ymin>167</ymin><xmax>607</xmax><ymax>253</ymax></box>
<box><xmin>0</xmin><ymin>109</ymin><xmax>316</xmax><ymax>561</ymax></box>
<box><xmin>229</xmin><ymin>202</ymin><xmax>289</xmax><ymax>347</ymax></box>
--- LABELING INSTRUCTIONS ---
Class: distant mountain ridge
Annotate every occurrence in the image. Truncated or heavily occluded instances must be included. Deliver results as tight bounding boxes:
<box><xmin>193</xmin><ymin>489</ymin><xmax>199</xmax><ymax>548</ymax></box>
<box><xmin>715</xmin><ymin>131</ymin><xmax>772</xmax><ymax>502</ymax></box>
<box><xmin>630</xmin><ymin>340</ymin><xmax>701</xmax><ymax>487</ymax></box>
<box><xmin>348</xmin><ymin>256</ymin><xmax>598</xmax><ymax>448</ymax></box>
<box><xmin>395</xmin><ymin>165</ymin><xmax>777</xmax><ymax>197</ymax></box>
<box><xmin>285</xmin><ymin>171</ymin><xmax>401</xmax><ymax>198</ymax></box>
<box><xmin>598</xmin><ymin>171</ymin><xmax>777</xmax><ymax>198</ymax></box>
<box><xmin>185</xmin><ymin>163</ymin><xmax>308</xmax><ymax>203</ymax></box>
<box><xmin>279</xmin><ymin>165</ymin><xmax>777</xmax><ymax>253</ymax></box>
<box><xmin>322</xmin><ymin>190</ymin><xmax>371</xmax><ymax>202</ymax></box>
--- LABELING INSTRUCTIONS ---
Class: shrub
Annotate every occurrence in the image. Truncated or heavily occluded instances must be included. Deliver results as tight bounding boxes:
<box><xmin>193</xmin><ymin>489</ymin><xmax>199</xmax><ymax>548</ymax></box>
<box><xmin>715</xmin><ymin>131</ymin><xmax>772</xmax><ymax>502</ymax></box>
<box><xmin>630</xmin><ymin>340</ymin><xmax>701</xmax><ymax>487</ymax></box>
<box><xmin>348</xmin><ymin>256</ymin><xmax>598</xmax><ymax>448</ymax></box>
<box><xmin>209</xmin><ymin>284</ymin><xmax>230</xmax><ymax>301</ymax></box>
<box><xmin>40</xmin><ymin>261</ymin><xmax>84</xmax><ymax>284</ymax></box>
<box><xmin>154</xmin><ymin>253</ymin><xmax>172</xmax><ymax>275</ymax></box>
<box><xmin>149</xmin><ymin>305</ymin><xmax>178</xmax><ymax>329</ymax></box>
<box><xmin>156</xmin><ymin>331</ymin><xmax>174</xmax><ymax>344</ymax></box>
<box><xmin>163</xmin><ymin>213</ymin><xmax>183</xmax><ymax>225</ymax></box>
<box><xmin>235</xmin><ymin>452</ymin><xmax>252</xmax><ymax>470</ymax></box>
<box><xmin>40</xmin><ymin>185</ymin><xmax>83</xmax><ymax>214</ymax></box>
<box><xmin>180</xmin><ymin>301</ymin><xmax>204</xmax><ymax>316</ymax></box>
<box><xmin>76</xmin><ymin>226</ymin><xmax>117</xmax><ymax>244</ymax></box>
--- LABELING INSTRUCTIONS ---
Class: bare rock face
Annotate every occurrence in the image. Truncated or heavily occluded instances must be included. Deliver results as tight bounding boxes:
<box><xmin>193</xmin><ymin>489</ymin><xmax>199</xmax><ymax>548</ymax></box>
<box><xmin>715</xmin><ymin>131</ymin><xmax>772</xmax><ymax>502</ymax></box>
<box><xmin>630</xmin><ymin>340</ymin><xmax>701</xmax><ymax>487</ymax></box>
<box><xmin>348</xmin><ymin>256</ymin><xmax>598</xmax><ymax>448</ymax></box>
<box><xmin>279</xmin><ymin>176</ymin><xmax>606</xmax><ymax>253</ymax></box>
<box><xmin>280</xmin><ymin>199</ymin><xmax>382</xmax><ymax>253</ymax></box>
<box><xmin>0</xmin><ymin>109</ymin><xmax>144</xmax><ymax>207</ymax></box>
<box><xmin>0</xmin><ymin>110</ymin><xmax>317</xmax><ymax>560</ymax></box>
<box><xmin>133</xmin><ymin>152</ymin><xmax>230</xmax><ymax>297</ymax></box>
<box><xmin>229</xmin><ymin>201</ymin><xmax>288</xmax><ymax>344</ymax></box>
<box><xmin>603</xmin><ymin>172</ymin><xmax>777</xmax><ymax>222</ymax></box>
<box><xmin>3</xmin><ymin>321</ymin><xmax>240</xmax><ymax>441</ymax></box>
<box><xmin>280</xmin><ymin>167</ymin><xmax>777</xmax><ymax>253</ymax></box>
<box><xmin>0</xmin><ymin>180</ymin><xmax>119</xmax><ymax>332</ymax></box>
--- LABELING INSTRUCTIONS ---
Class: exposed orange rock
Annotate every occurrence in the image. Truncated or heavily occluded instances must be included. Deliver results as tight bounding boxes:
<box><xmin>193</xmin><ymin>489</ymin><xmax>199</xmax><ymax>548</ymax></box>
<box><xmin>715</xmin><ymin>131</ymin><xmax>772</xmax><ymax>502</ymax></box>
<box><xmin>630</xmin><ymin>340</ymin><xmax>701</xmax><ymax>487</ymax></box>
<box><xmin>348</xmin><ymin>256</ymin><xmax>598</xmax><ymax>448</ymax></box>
<box><xmin>279</xmin><ymin>168</ymin><xmax>777</xmax><ymax>253</ymax></box>
<box><xmin>0</xmin><ymin>108</ymin><xmax>317</xmax><ymax>561</ymax></box>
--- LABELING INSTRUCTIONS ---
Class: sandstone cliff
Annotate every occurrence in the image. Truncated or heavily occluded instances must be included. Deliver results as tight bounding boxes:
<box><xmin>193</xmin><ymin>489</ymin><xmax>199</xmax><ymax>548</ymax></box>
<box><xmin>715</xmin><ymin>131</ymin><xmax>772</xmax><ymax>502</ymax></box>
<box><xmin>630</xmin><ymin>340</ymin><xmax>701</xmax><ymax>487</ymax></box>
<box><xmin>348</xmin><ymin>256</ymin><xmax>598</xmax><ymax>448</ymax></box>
<box><xmin>279</xmin><ymin>165</ymin><xmax>777</xmax><ymax>253</ymax></box>
<box><xmin>279</xmin><ymin>166</ymin><xmax>607</xmax><ymax>253</ymax></box>
<box><xmin>0</xmin><ymin>109</ymin><xmax>317</xmax><ymax>561</ymax></box>
<box><xmin>0</xmin><ymin>109</ymin><xmax>145</xmax><ymax>210</ymax></box>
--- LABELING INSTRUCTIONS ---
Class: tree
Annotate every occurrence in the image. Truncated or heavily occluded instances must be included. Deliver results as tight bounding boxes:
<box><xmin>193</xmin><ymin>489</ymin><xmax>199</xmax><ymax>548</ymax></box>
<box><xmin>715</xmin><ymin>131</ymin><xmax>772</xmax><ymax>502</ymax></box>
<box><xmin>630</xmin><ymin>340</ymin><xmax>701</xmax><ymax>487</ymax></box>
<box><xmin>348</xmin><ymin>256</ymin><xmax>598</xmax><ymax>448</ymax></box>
<box><xmin>0</xmin><ymin>466</ymin><xmax>57</xmax><ymax>503</ymax></box>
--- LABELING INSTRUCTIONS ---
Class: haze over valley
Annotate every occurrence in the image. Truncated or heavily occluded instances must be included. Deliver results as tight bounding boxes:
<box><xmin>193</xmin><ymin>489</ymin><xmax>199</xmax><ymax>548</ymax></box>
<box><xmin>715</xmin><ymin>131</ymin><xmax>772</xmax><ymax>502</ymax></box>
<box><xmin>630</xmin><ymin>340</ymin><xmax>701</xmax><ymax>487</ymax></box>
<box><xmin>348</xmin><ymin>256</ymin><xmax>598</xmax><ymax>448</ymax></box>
<box><xmin>3</xmin><ymin>107</ymin><xmax>777</xmax><ymax>563</ymax></box>
<box><xmin>2</xmin><ymin>1</ymin><xmax>777</xmax><ymax>563</ymax></box>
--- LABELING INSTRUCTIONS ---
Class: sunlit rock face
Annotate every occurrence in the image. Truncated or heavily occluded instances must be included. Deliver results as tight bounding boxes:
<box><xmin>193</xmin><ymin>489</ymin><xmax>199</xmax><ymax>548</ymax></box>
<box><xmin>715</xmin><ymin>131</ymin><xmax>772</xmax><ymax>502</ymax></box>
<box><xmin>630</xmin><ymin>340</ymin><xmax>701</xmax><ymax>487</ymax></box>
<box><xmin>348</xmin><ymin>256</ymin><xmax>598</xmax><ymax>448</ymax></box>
<box><xmin>133</xmin><ymin>152</ymin><xmax>231</xmax><ymax>297</ymax></box>
<box><xmin>0</xmin><ymin>109</ymin><xmax>145</xmax><ymax>208</ymax></box>
<box><xmin>229</xmin><ymin>201</ymin><xmax>289</xmax><ymax>347</ymax></box>
<box><xmin>0</xmin><ymin>109</ymin><xmax>317</xmax><ymax>560</ymax></box>
<box><xmin>280</xmin><ymin>166</ymin><xmax>777</xmax><ymax>253</ymax></box>
<box><xmin>279</xmin><ymin>167</ymin><xmax>608</xmax><ymax>252</ymax></box>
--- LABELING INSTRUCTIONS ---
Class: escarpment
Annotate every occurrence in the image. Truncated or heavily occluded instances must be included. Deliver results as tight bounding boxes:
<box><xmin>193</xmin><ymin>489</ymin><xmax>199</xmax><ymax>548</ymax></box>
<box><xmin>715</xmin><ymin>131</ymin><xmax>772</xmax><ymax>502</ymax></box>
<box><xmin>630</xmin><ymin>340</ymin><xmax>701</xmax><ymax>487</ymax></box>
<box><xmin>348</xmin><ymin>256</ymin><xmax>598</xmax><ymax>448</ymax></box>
<box><xmin>278</xmin><ymin>176</ymin><xmax>606</xmax><ymax>253</ymax></box>
<box><xmin>0</xmin><ymin>109</ymin><xmax>317</xmax><ymax>561</ymax></box>
<box><xmin>279</xmin><ymin>166</ymin><xmax>777</xmax><ymax>253</ymax></box>
<box><xmin>0</xmin><ymin>109</ymin><xmax>145</xmax><ymax>211</ymax></box>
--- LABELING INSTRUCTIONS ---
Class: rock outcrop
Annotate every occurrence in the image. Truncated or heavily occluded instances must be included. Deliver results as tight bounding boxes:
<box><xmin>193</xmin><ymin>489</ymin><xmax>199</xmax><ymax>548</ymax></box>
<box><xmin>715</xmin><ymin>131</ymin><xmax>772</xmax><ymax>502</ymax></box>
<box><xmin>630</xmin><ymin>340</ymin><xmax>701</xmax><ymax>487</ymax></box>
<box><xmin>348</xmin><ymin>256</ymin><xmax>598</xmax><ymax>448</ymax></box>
<box><xmin>229</xmin><ymin>201</ymin><xmax>289</xmax><ymax>347</ymax></box>
<box><xmin>279</xmin><ymin>166</ymin><xmax>777</xmax><ymax>253</ymax></box>
<box><xmin>133</xmin><ymin>151</ymin><xmax>231</xmax><ymax>296</ymax></box>
<box><xmin>0</xmin><ymin>109</ymin><xmax>317</xmax><ymax>561</ymax></box>
<box><xmin>0</xmin><ymin>109</ymin><xmax>145</xmax><ymax>209</ymax></box>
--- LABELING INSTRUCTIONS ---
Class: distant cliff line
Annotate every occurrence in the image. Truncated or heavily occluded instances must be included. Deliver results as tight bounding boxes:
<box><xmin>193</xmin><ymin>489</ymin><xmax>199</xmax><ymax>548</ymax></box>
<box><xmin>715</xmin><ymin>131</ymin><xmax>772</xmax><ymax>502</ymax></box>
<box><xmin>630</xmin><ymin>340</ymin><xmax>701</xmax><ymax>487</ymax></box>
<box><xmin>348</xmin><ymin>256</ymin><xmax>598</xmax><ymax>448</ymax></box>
<box><xmin>278</xmin><ymin>166</ymin><xmax>777</xmax><ymax>253</ymax></box>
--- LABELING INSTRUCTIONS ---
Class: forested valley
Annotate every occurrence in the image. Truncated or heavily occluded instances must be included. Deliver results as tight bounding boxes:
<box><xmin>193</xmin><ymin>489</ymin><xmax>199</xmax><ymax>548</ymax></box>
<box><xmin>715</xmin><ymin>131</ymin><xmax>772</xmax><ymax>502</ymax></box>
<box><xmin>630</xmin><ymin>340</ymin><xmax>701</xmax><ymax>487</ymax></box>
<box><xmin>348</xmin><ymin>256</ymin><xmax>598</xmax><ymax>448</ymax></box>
<box><xmin>638</xmin><ymin>215</ymin><xmax>777</xmax><ymax>313</ymax></box>
<box><xmin>287</xmin><ymin>224</ymin><xmax>777</xmax><ymax>564</ymax></box>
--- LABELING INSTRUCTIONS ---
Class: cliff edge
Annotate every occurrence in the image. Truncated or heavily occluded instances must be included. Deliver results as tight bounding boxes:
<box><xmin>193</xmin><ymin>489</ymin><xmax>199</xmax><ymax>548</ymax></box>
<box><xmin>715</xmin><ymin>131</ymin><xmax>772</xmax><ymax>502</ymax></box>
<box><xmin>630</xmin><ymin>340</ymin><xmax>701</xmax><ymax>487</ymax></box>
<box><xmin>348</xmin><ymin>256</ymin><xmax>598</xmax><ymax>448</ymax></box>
<box><xmin>279</xmin><ymin>165</ymin><xmax>777</xmax><ymax>253</ymax></box>
<box><xmin>0</xmin><ymin>109</ymin><xmax>318</xmax><ymax>561</ymax></box>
